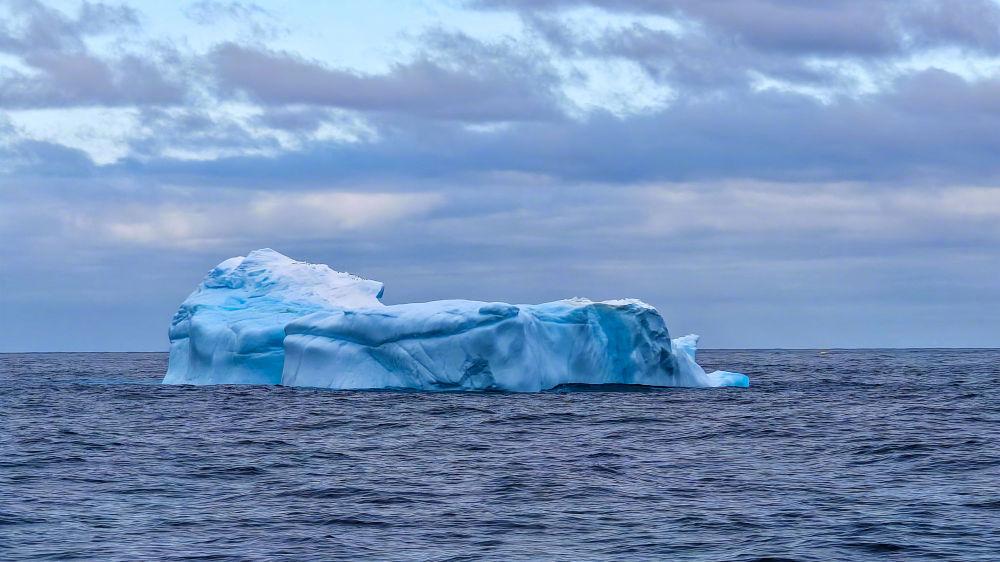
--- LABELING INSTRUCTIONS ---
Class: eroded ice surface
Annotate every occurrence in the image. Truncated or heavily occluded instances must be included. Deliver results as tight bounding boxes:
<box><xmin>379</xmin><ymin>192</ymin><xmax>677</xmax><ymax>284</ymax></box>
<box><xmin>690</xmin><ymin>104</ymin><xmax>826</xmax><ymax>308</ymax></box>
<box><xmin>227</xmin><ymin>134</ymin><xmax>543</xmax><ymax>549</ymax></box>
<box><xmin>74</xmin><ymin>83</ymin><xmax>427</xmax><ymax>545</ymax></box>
<box><xmin>164</xmin><ymin>249</ymin><xmax>748</xmax><ymax>390</ymax></box>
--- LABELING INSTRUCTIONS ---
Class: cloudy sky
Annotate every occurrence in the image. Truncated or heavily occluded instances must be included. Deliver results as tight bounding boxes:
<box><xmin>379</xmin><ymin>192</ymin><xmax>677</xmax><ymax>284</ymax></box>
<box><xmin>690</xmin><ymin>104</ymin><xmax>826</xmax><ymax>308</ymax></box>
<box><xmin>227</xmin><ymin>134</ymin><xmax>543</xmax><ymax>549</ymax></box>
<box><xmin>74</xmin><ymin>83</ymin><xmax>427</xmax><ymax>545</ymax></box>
<box><xmin>2</xmin><ymin>0</ymin><xmax>999</xmax><ymax>351</ymax></box>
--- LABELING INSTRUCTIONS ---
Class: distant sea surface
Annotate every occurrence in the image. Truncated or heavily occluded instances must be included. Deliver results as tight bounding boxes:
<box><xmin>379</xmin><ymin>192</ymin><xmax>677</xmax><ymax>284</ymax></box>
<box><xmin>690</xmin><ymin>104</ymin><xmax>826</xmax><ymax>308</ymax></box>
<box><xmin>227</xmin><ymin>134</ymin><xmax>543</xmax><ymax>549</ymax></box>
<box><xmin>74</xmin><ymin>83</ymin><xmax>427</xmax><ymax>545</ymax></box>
<box><xmin>2</xmin><ymin>350</ymin><xmax>998</xmax><ymax>561</ymax></box>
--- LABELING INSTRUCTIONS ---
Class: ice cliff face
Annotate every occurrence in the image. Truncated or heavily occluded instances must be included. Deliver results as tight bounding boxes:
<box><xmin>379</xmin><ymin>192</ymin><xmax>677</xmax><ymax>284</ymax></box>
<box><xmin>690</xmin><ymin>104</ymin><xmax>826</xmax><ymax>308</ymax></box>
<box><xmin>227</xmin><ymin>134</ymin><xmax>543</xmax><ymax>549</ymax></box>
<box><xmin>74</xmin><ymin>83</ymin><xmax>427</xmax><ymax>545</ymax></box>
<box><xmin>164</xmin><ymin>249</ymin><xmax>748</xmax><ymax>390</ymax></box>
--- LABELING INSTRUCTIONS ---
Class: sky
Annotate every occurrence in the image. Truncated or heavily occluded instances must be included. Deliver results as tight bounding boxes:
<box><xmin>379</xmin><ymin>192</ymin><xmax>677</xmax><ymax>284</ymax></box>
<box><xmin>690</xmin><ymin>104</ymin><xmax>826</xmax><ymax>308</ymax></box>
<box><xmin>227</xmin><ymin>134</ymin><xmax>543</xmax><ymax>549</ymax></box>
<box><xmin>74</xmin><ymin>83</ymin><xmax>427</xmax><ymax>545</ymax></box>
<box><xmin>1</xmin><ymin>0</ymin><xmax>999</xmax><ymax>351</ymax></box>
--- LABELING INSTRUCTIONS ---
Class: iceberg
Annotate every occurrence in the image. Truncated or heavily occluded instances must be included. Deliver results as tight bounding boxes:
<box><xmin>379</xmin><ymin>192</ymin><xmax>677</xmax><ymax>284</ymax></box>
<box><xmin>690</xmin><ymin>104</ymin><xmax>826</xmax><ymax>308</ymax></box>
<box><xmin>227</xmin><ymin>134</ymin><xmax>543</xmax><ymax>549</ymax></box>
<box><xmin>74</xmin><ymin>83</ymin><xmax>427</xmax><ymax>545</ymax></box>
<box><xmin>164</xmin><ymin>249</ymin><xmax>748</xmax><ymax>390</ymax></box>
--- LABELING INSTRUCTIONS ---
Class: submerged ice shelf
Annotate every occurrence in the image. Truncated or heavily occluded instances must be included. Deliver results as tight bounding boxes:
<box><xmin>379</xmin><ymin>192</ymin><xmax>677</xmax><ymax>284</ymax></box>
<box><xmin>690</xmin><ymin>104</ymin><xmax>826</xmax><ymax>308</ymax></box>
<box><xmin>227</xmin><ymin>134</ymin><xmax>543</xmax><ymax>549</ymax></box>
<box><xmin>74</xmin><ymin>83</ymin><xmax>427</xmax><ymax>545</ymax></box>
<box><xmin>164</xmin><ymin>249</ymin><xmax>748</xmax><ymax>390</ymax></box>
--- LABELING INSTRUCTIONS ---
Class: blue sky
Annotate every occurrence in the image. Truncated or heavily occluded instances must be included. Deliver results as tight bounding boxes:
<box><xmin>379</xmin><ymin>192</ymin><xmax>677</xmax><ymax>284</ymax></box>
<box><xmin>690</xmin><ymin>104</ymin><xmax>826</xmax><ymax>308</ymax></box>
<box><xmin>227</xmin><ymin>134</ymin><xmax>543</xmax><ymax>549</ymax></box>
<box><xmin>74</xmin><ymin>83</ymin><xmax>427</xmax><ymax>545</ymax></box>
<box><xmin>2</xmin><ymin>0</ymin><xmax>1000</xmax><ymax>350</ymax></box>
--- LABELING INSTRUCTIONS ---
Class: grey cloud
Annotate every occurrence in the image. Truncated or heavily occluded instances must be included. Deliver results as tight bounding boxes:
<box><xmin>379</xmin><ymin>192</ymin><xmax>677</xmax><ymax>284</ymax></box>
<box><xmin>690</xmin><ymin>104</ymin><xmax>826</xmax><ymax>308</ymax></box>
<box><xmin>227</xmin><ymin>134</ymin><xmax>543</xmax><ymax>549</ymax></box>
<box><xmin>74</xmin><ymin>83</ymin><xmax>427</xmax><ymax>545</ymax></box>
<box><xmin>74</xmin><ymin>1</ymin><xmax>138</xmax><ymax>32</ymax></box>
<box><xmin>124</xmin><ymin>107</ymin><xmax>284</xmax><ymax>159</ymax></box>
<box><xmin>208</xmin><ymin>35</ymin><xmax>565</xmax><ymax>122</ymax></box>
<box><xmin>0</xmin><ymin>51</ymin><xmax>185</xmax><ymax>107</ymax></box>
<box><xmin>4</xmin><ymin>61</ymin><xmax>996</xmax><ymax>189</ymax></box>
<box><xmin>500</xmin><ymin>0</ymin><xmax>1000</xmax><ymax>98</ymax></box>
<box><xmin>3</xmin><ymin>174</ymin><xmax>999</xmax><ymax>350</ymax></box>
<box><xmin>523</xmin><ymin>14</ymin><xmax>836</xmax><ymax>91</ymax></box>
<box><xmin>104</xmin><ymin>70</ymin><xmax>1000</xmax><ymax>189</ymax></box>
<box><xmin>901</xmin><ymin>0</ymin><xmax>1000</xmax><ymax>53</ymax></box>
<box><xmin>474</xmin><ymin>0</ymin><xmax>1000</xmax><ymax>56</ymax></box>
<box><xmin>185</xmin><ymin>0</ymin><xmax>269</xmax><ymax>24</ymax></box>
<box><xmin>184</xmin><ymin>1</ymin><xmax>285</xmax><ymax>40</ymax></box>
<box><xmin>0</xmin><ymin>0</ymin><xmax>138</xmax><ymax>54</ymax></box>
<box><xmin>2</xmin><ymin>138</ymin><xmax>95</xmax><ymax>176</ymax></box>
<box><xmin>0</xmin><ymin>0</ymin><xmax>185</xmax><ymax>107</ymax></box>
<box><xmin>672</xmin><ymin>0</ymin><xmax>900</xmax><ymax>56</ymax></box>
<box><xmin>892</xmin><ymin>68</ymin><xmax>1000</xmax><ymax>116</ymax></box>
<box><xmin>0</xmin><ymin>113</ymin><xmax>95</xmax><ymax>177</ymax></box>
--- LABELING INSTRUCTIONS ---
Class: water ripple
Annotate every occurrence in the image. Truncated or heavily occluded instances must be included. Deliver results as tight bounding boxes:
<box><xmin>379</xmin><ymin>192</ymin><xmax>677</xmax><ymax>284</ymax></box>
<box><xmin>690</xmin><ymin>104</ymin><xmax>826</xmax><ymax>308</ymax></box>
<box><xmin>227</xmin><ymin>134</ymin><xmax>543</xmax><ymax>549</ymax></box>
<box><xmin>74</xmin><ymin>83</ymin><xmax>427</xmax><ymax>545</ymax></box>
<box><xmin>1</xmin><ymin>350</ymin><xmax>998</xmax><ymax>560</ymax></box>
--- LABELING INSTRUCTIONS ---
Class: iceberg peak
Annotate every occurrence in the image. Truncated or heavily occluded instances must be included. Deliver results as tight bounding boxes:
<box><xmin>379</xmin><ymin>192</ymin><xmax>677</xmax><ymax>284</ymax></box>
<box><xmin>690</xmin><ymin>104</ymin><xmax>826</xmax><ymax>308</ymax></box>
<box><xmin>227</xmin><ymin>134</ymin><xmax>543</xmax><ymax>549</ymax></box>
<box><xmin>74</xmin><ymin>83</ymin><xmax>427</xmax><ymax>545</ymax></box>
<box><xmin>164</xmin><ymin>249</ymin><xmax>383</xmax><ymax>385</ymax></box>
<box><xmin>220</xmin><ymin>248</ymin><xmax>384</xmax><ymax>307</ymax></box>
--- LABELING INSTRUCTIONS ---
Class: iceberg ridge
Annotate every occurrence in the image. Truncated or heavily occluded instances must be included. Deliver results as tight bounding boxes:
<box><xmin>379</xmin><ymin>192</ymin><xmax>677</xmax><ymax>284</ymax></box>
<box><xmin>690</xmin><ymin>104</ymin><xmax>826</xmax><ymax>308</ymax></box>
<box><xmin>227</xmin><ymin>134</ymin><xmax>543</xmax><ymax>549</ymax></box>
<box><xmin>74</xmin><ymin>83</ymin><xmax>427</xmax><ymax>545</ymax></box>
<box><xmin>164</xmin><ymin>249</ymin><xmax>748</xmax><ymax>390</ymax></box>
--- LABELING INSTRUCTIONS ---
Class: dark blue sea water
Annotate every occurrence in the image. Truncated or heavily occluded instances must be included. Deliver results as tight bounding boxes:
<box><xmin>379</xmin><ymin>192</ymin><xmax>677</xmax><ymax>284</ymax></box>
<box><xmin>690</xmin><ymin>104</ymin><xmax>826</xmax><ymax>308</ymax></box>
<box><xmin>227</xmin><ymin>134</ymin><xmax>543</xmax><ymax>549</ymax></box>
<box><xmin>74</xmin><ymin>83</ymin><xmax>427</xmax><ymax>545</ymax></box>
<box><xmin>2</xmin><ymin>350</ymin><xmax>999</xmax><ymax>561</ymax></box>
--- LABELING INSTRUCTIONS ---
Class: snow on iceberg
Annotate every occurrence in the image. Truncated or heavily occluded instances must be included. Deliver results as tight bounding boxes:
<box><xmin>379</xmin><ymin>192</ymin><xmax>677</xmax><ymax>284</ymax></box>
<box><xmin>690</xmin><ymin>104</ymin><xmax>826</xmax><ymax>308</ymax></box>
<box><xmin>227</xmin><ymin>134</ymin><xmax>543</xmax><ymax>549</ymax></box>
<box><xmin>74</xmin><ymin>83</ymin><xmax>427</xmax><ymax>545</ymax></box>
<box><xmin>164</xmin><ymin>249</ymin><xmax>748</xmax><ymax>390</ymax></box>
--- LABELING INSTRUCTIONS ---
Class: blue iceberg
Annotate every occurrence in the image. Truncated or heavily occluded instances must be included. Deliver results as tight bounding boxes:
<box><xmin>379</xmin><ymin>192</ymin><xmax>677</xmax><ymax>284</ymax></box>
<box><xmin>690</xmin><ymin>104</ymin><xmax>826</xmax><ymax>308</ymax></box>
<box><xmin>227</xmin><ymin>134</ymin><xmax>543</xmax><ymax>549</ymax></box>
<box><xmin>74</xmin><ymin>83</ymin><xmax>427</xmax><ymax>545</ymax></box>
<box><xmin>164</xmin><ymin>249</ymin><xmax>748</xmax><ymax>390</ymax></box>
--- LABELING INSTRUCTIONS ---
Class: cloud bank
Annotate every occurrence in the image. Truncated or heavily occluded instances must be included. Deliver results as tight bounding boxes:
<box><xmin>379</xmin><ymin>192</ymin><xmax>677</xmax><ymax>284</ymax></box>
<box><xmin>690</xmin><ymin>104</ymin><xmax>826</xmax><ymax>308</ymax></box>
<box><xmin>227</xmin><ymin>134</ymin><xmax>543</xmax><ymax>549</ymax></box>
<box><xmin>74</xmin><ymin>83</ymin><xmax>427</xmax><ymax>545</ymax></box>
<box><xmin>1</xmin><ymin>0</ymin><xmax>999</xmax><ymax>350</ymax></box>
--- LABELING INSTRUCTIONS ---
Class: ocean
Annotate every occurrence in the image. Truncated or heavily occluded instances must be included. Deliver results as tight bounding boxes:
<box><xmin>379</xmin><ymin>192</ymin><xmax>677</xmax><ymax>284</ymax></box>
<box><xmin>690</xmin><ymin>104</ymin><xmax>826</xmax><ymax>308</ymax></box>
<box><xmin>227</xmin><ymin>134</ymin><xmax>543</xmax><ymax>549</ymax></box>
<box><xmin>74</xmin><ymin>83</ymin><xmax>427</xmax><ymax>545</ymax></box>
<box><xmin>2</xmin><ymin>350</ymin><xmax>998</xmax><ymax>561</ymax></box>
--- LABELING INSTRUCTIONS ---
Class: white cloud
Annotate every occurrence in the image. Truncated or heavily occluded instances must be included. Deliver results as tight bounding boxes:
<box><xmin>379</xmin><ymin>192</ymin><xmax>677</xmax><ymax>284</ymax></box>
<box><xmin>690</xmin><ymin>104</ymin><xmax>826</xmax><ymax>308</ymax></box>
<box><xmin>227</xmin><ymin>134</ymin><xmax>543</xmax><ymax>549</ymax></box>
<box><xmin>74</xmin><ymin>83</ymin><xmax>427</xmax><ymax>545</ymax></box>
<box><xmin>69</xmin><ymin>190</ymin><xmax>444</xmax><ymax>248</ymax></box>
<box><xmin>250</xmin><ymin>191</ymin><xmax>443</xmax><ymax>230</ymax></box>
